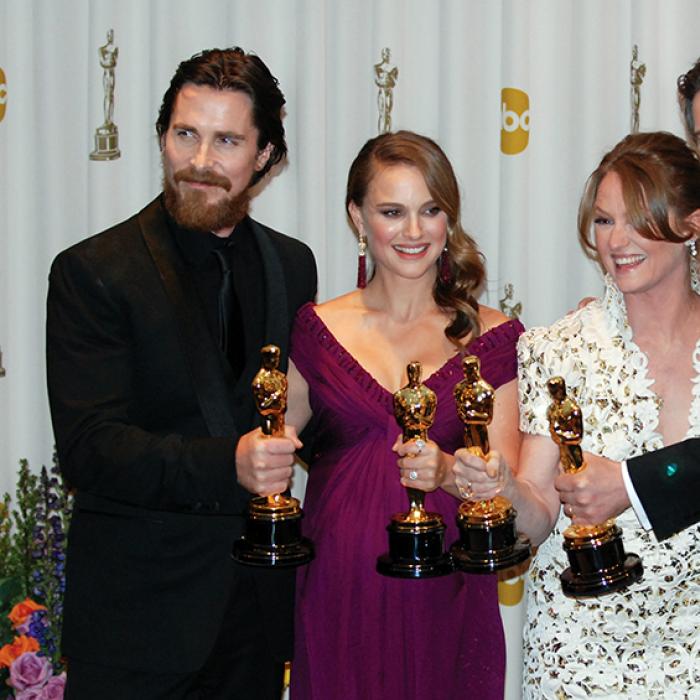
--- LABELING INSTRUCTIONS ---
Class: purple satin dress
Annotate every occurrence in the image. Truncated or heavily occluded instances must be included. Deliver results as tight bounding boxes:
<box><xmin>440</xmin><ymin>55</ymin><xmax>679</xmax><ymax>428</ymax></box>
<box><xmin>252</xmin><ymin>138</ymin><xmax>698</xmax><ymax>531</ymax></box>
<box><xmin>290</xmin><ymin>303</ymin><xmax>524</xmax><ymax>700</ymax></box>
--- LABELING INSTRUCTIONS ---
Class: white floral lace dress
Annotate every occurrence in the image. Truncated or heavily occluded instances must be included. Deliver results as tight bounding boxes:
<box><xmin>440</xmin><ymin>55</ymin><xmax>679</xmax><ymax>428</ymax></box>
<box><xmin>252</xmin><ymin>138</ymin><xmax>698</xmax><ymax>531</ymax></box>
<box><xmin>518</xmin><ymin>277</ymin><xmax>700</xmax><ymax>699</ymax></box>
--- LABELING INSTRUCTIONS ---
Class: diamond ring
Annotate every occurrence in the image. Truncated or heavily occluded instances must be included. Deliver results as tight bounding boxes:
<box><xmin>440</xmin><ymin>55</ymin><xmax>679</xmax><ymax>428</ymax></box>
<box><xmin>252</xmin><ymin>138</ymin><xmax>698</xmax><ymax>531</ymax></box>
<box><xmin>458</xmin><ymin>481</ymin><xmax>473</xmax><ymax>500</ymax></box>
<box><xmin>408</xmin><ymin>470</ymin><xmax>418</xmax><ymax>481</ymax></box>
<box><xmin>414</xmin><ymin>439</ymin><xmax>426</xmax><ymax>454</ymax></box>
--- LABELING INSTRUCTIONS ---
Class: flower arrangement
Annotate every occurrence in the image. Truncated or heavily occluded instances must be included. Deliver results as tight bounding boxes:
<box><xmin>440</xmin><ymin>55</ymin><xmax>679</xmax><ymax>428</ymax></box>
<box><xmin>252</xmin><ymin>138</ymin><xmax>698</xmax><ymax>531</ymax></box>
<box><xmin>0</xmin><ymin>458</ymin><xmax>72</xmax><ymax>699</ymax></box>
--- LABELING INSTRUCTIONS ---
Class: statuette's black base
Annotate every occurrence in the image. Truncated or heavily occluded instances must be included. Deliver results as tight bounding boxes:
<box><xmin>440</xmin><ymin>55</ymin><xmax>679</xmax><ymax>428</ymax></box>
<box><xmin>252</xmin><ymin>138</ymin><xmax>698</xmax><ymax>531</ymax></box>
<box><xmin>233</xmin><ymin>496</ymin><xmax>314</xmax><ymax>568</ymax></box>
<box><xmin>451</xmin><ymin>504</ymin><xmax>531</xmax><ymax>573</ymax></box>
<box><xmin>451</xmin><ymin>533</ymin><xmax>531</xmax><ymax>574</ymax></box>
<box><xmin>376</xmin><ymin>514</ymin><xmax>454</xmax><ymax>579</ymax></box>
<box><xmin>233</xmin><ymin>536</ymin><xmax>314</xmax><ymax>568</ymax></box>
<box><xmin>560</xmin><ymin>524</ymin><xmax>643</xmax><ymax>597</ymax></box>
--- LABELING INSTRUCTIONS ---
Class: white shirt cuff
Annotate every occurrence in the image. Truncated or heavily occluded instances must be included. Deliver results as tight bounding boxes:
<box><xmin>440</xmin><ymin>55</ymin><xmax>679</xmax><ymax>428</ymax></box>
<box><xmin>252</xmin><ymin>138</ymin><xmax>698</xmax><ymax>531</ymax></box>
<box><xmin>621</xmin><ymin>459</ymin><xmax>652</xmax><ymax>530</ymax></box>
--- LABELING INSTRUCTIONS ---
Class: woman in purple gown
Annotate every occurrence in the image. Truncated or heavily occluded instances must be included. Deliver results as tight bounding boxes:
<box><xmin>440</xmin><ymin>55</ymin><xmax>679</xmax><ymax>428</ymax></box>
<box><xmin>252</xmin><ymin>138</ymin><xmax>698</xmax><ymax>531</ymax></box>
<box><xmin>283</xmin><ymin>131</ymin><xmax>522</xmax><ymax>698</ymax></box>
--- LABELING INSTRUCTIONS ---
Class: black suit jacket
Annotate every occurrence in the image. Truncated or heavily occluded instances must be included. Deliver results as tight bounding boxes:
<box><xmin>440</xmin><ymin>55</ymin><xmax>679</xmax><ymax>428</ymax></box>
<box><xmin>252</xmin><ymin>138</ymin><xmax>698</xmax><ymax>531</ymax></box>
<box><xmin>46</xmin><ymin>197</ymin><xmax>317</xmax><ymax>673</ymax></box>
<box><xmin>627</xmin><ymin>438</ymin><xmax>700</xmax><ymax>541</ymax></box>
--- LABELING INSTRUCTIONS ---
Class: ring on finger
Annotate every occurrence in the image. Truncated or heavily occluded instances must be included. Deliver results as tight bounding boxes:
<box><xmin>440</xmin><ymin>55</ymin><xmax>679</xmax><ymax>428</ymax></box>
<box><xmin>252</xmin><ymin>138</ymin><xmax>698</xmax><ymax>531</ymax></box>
<box><xmin>414</xmin><ymin>439</ymin><xmax>426</xmax><ymax>454</ymax></box>
<box><xmin>458</xmin><ymin>481</ymin><xmax>473</xmax><ymax>501</ymax></box>
<box><xmin>408</xmin><ymin>469</ymin><xmax>418</xmax><ymax>481</ymax></box>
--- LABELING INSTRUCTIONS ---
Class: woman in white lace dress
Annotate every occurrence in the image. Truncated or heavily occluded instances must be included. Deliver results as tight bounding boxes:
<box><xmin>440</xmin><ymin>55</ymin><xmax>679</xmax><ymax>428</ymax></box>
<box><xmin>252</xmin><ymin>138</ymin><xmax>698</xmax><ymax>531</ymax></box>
<box><xmin>454</xmin><ymin>131</ymin><xmax>700</xmax><ymax>698</ymax></box>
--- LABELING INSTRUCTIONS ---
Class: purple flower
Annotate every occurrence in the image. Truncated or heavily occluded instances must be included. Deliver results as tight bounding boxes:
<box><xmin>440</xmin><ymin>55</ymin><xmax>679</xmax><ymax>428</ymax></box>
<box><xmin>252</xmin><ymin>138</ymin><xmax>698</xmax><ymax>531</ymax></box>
<box><xmin>14</xmin><ymin>619</ymin><xmax>31</xmax><ymax>635</ymax></box>
<box><xmin>14</xmin><ymin>688</ymin><xmax>46</xmax><ymax>700</ymax></box>
<box><xmin>13</xmin><ymin>673</ymin><xmax>66</xmax><ymax>700</ymax></box>
<box><xmin>43</xmin><ymin>673</ymin><xmax>66</xmax><ymax>699</ymax></box>
<box><xmin>9</xmin><ymin>651</ymin><xmax>52</xmax><ymax>690</ymax></box>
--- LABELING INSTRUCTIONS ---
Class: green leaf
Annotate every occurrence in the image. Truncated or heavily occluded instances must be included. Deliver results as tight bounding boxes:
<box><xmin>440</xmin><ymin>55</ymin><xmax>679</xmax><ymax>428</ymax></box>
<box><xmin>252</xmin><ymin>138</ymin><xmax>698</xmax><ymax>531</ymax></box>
<box><xmin>0</xmin><ymin>576</ymin><xmax>22</xmax><ymax>608</ymax></box>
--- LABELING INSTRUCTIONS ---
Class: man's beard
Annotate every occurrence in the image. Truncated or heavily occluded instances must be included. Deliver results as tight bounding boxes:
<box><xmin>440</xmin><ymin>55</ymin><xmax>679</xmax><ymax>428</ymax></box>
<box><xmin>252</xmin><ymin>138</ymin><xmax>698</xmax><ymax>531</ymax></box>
<box><xmin>163</xmin><ymin>165</ymin><xmax>250</xmax><ymax>234</ymax></box>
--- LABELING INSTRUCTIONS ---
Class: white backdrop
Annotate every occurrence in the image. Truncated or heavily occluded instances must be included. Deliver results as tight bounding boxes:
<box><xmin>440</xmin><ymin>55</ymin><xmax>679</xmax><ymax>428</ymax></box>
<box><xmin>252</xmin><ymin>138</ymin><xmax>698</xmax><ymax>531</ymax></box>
<box><xmin>1</xmin><ymin>1</ymin><xmax>699</xmax><ymax>697</ymax></box>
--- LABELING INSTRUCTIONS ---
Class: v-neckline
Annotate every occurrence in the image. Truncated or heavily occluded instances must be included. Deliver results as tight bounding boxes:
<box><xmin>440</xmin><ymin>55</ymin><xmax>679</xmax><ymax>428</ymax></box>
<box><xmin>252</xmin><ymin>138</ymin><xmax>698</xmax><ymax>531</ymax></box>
<box><xmin>602</xmin><ymin>277</ymin><xmax>700</xmax><ymax>448</ymax></box>
<box><xmin>631</xmin><ymin>335</ymin><xmax>700</xmax><ymax>447</ymax></box>
<box><xmin>304</xmin><ymin>302</ymin><xmax>507</xmax><ymax>398</ymax></box>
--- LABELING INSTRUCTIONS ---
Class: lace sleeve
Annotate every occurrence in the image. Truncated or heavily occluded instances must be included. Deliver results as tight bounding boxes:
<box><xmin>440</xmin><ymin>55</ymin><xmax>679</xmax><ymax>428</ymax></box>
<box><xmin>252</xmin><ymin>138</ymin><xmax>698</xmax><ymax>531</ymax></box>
<box><xmin>517</xmin><ymin>327</ymin><xmax>555</xmax><ymax>437</ymax></box>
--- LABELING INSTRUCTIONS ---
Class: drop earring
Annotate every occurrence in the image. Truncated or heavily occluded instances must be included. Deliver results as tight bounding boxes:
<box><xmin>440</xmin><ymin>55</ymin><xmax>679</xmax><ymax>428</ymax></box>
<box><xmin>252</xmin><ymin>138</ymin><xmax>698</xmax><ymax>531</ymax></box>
<box><xmin>688</xmin><ymin>238</ymin><xmax>699</xmax><ymax>293</ymax></box>
<box><xmin>357</xmin><ymin>234</ymin><xmax>367</xmax><ymax>289</ymax></box>
<box><xmin>439</xmin><ymin>246</ymin><xmax>452</xmax><ymax>285</ymax></box>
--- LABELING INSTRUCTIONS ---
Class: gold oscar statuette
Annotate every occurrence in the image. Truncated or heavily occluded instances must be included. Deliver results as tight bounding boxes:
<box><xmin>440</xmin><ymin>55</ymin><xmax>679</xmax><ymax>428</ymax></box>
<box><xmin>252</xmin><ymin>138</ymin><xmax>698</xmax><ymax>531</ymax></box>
<box><xmin>547</xmin><ymin>376</ymin><xmax>642</xmax><ymax>597</ymax></box>
<box><xmin>232</xmin><ymin>345</ymin><xmax>313</xmax><ymax>567</ymax></box>
<box><xmin>450</xmin><ymin>355</ymin><xmax>530</xmax><ymax>573</ymax></box>
<box><xmin>376</xmin><ymin>361</ymin><xmax>454</xmax><ymax>578</ymax></box>
<box><xmin>90</xmin><ymin>29</ymin><xmax>121</xmax><ymax>161</ymax></box>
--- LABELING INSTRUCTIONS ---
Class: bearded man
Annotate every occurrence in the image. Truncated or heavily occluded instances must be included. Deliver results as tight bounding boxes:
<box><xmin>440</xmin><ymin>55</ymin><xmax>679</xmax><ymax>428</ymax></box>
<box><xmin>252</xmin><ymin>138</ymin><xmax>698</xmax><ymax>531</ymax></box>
<box><xmin>46</xmin><ymin>47</ymin><xmax>316</xmax><ymax>699</ymax></box>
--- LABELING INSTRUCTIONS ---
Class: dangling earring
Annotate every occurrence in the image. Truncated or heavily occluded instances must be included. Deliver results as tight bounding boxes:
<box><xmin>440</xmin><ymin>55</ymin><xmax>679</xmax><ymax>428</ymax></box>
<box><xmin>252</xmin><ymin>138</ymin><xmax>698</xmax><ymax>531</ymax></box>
<box><xmin>687</xmin><ymin>237</ymin><xmax>699</xmax><ymax>293</ymax></box>
<box><xmin>439</xmin><ymin>246</ymin><xmax>452</xmax><ymax>285</ymax></box>
<box><xmin>357</xmin><ymin>234</ymin><xmax>367</xmax><ymax>289</ymax></box>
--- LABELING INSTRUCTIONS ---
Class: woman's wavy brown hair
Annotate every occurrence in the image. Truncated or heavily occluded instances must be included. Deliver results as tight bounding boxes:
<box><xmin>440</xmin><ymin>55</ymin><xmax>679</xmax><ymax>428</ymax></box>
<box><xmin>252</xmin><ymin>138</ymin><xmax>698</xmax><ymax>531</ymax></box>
<box><xmin>346</xmin><ymin>131</ymin><xmax>485</xmax><ymax>344</ymax></box>
<box><xmin>578</xmin><ymin>131</ymin><xmax>700</xmax><ymax>264</ymax></box>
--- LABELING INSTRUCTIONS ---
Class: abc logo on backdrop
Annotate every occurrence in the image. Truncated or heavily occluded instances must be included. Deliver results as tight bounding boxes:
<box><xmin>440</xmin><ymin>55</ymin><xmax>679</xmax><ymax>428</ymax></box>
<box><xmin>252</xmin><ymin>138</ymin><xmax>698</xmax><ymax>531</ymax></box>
<box><xmin>501</xmin><ymin>87</ymin><xmax>529</xmax><ymax>155</ymax></box>
<box><xmin>0</xmin><ymin>68</ymin><xmax>7</xmax><ymax>123</ymax></box>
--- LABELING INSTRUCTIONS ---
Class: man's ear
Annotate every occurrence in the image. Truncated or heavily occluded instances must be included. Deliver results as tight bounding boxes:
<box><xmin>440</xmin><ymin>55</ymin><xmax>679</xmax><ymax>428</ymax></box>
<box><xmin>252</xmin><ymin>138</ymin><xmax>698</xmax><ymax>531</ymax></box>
<box><xmin>255</xmin><ymin>142</ymin><xmax>274</xmax><ymax>171</ymax></box>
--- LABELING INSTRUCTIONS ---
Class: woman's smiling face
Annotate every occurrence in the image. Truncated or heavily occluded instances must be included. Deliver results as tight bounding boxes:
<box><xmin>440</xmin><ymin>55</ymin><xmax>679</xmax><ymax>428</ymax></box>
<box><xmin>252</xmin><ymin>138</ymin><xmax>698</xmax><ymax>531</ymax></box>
<box><xmin>348</xmin><ymin>163</ymin><xmax>448</xmax><ymax>283</ymax></box>
<box><xmin>593</xmin><ymin>170</ymin><xmax>691</xmax><ymax>297</ymax></box>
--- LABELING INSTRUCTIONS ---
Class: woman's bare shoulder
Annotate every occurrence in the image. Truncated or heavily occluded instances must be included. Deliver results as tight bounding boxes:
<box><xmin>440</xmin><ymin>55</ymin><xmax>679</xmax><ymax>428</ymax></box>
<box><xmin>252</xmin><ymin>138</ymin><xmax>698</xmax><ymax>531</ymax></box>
<box><xmin>478</xmin><ymin>304</ymin><xmax>512</xmax><ymax>332</ymax></box>
<box><xmin>315</xmin><ymin>290</ymin><xmax>365</xmax><ymax>325</ymax></box>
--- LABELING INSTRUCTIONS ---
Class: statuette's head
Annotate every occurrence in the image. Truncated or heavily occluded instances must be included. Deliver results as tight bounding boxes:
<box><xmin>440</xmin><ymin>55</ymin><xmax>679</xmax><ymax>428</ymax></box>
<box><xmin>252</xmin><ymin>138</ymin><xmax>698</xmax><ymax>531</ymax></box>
<box><xmin>462</xmin><ymin>355</ymin><xmax>481</xmax><ymax>379</ymax></box>
<box><xmin>407</xmin><ymin>361</ymin><xmax>422</xmax><ymax>385</ymax></box>
<box><xmin>547</xmin><ymin>376</ymin><xmax>566</xmax><ymax>401</ymax></box>
<box><xmin>261</xmin><ymin>344</ymin><xmax>281</xmax><ymax>370</ymax></box>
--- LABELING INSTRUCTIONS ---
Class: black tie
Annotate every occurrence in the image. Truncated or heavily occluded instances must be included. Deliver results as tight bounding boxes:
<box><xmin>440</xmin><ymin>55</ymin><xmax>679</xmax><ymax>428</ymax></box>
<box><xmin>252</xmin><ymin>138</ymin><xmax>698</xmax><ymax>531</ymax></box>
<box><xmin>212</xmin><ymin>246</ymin><xmax>246</xmax><ymax>378</ymax></box>
<box><xmin>212</xmin><ymin>247</ymin><xmax>233</xmax><ymax>355</ymax></box>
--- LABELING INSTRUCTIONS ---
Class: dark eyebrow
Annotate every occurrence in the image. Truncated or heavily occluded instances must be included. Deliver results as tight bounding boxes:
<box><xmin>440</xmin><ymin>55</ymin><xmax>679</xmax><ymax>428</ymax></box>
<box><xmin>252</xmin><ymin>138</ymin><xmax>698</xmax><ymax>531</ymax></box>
<box><xmin>170</xmin><ymin>123</ymin><xmax>245</xmax><ymax>141</ymax></box>
<box><xmin>215</xmin><ymin>131</ymin><xmax>245</xmax><ymax>141</ymax></box>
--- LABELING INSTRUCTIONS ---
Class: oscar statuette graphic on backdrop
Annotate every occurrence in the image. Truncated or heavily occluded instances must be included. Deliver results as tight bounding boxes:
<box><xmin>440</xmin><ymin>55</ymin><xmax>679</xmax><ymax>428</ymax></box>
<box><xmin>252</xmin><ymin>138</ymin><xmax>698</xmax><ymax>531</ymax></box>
<box><xmin>90</xmin><ymin>29</ymin><xmax>120</xmax><ymax>160</ymax></box>
<box><xmin>498</xmin><ymin>283</ymin><xmax>522</xmax><ymax>319</ymax></box>
<box><xmin>374</xmin><ymin>47</ymin><xmax>398</xmax><ymax>135</ymax></box>
<box><xmin>0</xmin><ymin>67</ymin><xmax>7</xmax><ymax>123</ymax></box>
<box><xmin>630</xmin><ymin>44</ymin><xmax>646</xmax><ymax>134</ymax></box>
<box><xmin>0</xmin><ymin>68</ymin><xmax>7</xmax><ymax>377</ymax></box>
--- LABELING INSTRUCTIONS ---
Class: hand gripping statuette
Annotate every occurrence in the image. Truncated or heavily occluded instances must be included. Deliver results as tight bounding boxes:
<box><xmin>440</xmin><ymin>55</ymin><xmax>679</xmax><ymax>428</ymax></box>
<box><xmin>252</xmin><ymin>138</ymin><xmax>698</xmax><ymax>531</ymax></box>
<box><xmin>377</xmin><ymin>362</ymin><xmax>454</xmax><ymax>578</ymax></box>
<box><xmin>232</xmin><ymin>345</ymin><xmax>313</xmax><ymax>567</ymax></box>
<box><xmin>450</xmin><ymin>355</ymin><xmax>530</xmax><ymax>573</ymax></box>
<box><xmin>547</xmin><ymin>376</ymin><xmax>642</xmax><ymax>597</ymax></box>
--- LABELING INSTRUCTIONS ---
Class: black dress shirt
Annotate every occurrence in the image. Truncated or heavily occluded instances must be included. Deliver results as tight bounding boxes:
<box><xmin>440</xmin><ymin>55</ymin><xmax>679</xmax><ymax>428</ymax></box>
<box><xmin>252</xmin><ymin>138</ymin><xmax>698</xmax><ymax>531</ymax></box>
<box><xmin>169</xmin><ymin>215</ymin><xmax>265</xmax><ymax>380</ymax></box>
